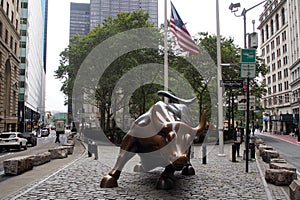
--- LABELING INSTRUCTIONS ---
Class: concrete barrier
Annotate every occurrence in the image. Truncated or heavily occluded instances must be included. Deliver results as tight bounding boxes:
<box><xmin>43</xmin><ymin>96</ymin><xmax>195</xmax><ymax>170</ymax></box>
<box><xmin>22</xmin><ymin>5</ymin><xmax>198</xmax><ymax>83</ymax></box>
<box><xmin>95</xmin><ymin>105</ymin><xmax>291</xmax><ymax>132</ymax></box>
<box><xmin>290</xmin><ymin>179</ymin><xmax>300</xmax><ymax>200</ymax></box>
<box><xmin>3</xmin><ymin>156</ymin><xmax>34</xmax><ymax>175</ymax></box>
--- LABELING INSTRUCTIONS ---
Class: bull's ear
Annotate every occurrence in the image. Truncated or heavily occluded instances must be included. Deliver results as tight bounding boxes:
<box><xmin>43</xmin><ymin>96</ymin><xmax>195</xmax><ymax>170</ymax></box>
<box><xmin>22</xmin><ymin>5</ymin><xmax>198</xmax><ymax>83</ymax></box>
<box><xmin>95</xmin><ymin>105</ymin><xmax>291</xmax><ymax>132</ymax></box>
<box><xmin>196</xmin><ymin>111</ymin><xmax>206</xmax><ymax>134</ymax></box>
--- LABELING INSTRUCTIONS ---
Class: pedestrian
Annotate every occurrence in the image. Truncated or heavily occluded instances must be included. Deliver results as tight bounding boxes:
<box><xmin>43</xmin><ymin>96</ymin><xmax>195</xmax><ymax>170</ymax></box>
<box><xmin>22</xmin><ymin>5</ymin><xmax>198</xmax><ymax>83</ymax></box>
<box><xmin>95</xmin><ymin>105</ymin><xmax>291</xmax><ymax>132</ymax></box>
<box><xmin>55</xmin><ymin>131</ymin><xmax>60</xmax><ymax>143</ymax></box>
<box><xmin>296</xmin><ymin>128</ymin><xmax>300</xmax><ymax>142</ymax></box>
<box><xmin>233</xmin><ymin>127</ymin><xmax>242</xmax><ymax>157</ymax></box>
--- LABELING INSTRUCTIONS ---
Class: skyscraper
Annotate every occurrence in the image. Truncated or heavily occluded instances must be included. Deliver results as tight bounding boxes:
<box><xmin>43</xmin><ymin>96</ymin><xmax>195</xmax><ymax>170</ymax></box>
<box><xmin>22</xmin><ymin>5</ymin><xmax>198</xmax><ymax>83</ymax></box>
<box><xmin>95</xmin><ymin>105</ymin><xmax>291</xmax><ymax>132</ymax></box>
<box><xmin>69</xmin><ymin>3</ymin><xmax>90</xmax><ymax>39</ymax></box>
<box><xmin>18</xmin><ymin>0</ymin><xmax>48</xmax><ymax>132</ymax></box>
<box><xmin>89</xmin><ymin>0</ymin><xmax>158</xmax><ymax>30</ymax></box>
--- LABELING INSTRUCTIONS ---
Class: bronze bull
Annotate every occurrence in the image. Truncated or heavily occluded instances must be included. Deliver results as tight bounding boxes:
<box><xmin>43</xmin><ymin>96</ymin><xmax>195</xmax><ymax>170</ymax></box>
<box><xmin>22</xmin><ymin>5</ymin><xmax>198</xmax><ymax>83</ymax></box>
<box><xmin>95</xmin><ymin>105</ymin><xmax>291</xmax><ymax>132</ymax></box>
<box><xmin>100</xmin><ymin>91</ymin><xmax>206</xmax><ymax>189</ymax></box>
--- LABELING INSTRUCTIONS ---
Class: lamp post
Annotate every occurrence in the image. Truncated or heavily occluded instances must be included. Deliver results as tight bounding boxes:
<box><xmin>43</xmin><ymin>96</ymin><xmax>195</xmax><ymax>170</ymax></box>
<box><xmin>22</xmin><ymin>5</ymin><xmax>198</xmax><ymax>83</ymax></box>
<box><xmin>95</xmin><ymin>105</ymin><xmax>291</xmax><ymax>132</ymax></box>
<box><xmin>216</xmin><ymin>0</ymin><xmax>225</xmax><ymax>156</ymax></box>
<box><xmin>229</xmin><ymin>0</ymin><xmax>267</xmax><ymax>172</ymax></box>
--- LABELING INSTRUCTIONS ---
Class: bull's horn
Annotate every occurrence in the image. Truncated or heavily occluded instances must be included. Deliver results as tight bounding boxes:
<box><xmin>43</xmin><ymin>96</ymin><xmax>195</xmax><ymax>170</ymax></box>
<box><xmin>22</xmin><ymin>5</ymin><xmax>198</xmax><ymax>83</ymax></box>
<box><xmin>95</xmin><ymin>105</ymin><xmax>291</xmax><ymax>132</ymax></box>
<box><xmin>195</xmin><ymin>111</ymin><xmax>206</xmax><ymax>134</ymax></box>
<box><xmin>157</xmin><ymin>90</ymin><xmax>197</xmax><ymax>104</ymax></box>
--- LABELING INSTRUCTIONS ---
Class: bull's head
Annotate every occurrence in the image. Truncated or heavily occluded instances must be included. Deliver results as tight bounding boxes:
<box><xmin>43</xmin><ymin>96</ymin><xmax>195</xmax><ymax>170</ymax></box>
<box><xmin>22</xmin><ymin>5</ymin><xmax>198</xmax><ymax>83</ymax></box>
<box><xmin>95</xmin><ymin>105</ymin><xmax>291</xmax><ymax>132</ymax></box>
<box><xmin>151</xmin><ymin>106</ymin><xmax>206</xmax><ymax>170</ymax></box>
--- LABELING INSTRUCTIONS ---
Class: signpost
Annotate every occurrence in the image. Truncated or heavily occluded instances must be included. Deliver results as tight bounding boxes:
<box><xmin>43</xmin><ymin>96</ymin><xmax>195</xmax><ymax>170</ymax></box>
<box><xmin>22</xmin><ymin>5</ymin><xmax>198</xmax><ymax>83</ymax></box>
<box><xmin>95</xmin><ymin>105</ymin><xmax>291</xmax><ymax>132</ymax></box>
<box><xmin>241</xmin><ymin>48</ymin><xmax>256</xmax><ymax>173</ymax></box>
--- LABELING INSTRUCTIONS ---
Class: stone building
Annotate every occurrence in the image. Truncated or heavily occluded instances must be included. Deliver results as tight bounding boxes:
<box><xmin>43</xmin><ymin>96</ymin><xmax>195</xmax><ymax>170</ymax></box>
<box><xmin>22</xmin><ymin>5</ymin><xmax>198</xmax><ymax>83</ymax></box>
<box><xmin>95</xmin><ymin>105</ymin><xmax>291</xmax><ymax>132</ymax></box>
<box><xmin>0</xmin><ymin>0</ymin><xmax>20</xmax><ymax>132</ymax></box>
<box><xmin>259</xmin><ymin>0</ymin><xmax>300</xmax><ymax>134</ymax></box>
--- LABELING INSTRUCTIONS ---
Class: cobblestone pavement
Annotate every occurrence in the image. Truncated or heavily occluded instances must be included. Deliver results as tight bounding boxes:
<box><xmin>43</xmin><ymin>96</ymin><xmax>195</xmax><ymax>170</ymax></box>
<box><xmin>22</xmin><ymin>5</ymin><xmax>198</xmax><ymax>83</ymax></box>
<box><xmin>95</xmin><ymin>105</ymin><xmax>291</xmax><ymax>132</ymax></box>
<box><xmin>3</xmin><ymin>141</ymin><xmax>290</xmax><ymax>200</ymax></box>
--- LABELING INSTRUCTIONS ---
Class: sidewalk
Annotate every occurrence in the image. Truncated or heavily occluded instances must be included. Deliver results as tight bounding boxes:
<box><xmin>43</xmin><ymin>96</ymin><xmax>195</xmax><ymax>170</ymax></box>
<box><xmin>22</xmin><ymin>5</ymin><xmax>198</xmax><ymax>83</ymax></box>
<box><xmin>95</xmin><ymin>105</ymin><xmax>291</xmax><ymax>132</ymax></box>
<box><xmin>3</xmin><ymin>140</ymin><xmax>290</xmax><ymax>200</ymax></box>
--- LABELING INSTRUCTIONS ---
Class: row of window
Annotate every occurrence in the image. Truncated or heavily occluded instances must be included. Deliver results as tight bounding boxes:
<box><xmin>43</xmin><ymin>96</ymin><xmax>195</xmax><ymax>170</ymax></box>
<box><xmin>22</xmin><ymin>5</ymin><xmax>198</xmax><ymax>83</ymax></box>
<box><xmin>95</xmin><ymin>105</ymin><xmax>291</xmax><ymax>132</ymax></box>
<box><xmin>261</xmin><ymin>8</ymin><xmax>286</xmax><ymax>44</ymax></box>
<box><xmin>267</xmin><ymin>80</ymin><xmax>289</xmax><ymax>94</ymax></box>
<box><xmin>0</xmin><ymin>20</ymin><xmax>18</xmax><ymax>54</ymax></box>
<box><xmin>261</xmin><ymin>31</ymin><xmax>287</xmax><ymax>56</ymax></box>
<box><xmin>1</xmin><ymin>0</ymin><xmax>21</xmax><ymax>31</ymax></box>
<box><xmin>264</xmin><ymin>93</ymin><xmax>290</xmax><ymax>107</ymax></box>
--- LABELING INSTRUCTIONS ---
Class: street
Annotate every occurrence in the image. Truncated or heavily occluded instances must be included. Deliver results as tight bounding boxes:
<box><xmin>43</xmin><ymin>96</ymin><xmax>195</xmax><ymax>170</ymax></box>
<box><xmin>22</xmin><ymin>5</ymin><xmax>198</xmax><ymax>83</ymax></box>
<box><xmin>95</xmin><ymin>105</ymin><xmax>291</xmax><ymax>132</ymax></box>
<box><xmin>258</xmin><ymin>133</ymin><xmax>300</xmax><ymax>174</ymax></box>
<box><xmin>0</xmin><ymin>130</ymin><xmax>68</xmax><ymax>175</ymax></box>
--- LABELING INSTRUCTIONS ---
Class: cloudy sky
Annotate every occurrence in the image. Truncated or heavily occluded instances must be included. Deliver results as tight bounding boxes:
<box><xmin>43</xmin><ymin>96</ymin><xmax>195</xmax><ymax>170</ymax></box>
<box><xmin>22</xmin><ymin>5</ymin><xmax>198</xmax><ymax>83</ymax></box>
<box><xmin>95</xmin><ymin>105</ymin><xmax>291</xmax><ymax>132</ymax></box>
<box><xmin>45</xmin><ymin>0</ymin><xmax>265</xmax><ymax>112</ymax></box>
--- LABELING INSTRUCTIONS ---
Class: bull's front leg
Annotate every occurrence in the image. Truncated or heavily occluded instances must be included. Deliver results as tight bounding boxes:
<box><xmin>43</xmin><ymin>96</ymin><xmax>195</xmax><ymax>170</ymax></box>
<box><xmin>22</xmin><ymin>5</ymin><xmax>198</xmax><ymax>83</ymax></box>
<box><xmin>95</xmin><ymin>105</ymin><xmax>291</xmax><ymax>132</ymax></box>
<box><xmin>100</xmin><ymin>135</ymin><xmax>136</xmax><ymax>188</ymax></box>
<box><xmin>156</xmin><ymin>164</ymin><xmax>176</xmax><ymax>190</ymax></box>
<box><xmin>181</xmin><ymin>146</ymin><xmax>195</xmax><ymax>176</ymax></box>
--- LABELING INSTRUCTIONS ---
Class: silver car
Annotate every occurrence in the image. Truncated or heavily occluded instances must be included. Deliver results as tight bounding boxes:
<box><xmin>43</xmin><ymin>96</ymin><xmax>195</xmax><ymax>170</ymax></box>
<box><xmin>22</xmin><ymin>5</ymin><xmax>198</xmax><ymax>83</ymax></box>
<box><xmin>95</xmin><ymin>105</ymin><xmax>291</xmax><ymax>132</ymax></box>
<box><xmin>0</xmin><ymin>132</ymin><xmax>28</xmax><ymax>151</ymax></box>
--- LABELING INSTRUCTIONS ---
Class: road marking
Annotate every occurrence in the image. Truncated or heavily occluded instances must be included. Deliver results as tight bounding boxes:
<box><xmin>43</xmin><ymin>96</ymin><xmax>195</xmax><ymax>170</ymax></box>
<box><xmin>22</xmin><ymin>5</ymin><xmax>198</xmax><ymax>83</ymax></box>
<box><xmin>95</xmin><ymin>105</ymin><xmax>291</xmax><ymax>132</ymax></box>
<box><xmin>0</xmin><ymin>152</ymin><xmax>13</xmax><ymax>159</ymax></box>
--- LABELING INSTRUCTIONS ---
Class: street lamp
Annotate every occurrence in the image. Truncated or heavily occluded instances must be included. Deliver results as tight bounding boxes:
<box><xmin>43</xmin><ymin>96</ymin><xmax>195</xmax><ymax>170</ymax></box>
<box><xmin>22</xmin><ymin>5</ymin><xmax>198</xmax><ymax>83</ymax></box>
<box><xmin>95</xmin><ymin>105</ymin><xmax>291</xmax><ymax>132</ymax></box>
<box><xmin>229</xmin><ymin>0</ymin><xmax>267</xmax><ymax>172</ymax></box>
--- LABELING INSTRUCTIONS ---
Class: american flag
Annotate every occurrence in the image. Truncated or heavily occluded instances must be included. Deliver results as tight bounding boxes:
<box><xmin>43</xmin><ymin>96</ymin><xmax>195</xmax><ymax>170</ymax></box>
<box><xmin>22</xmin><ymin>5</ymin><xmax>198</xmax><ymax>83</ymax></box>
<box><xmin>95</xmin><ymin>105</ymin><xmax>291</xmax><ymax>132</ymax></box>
<box><xmin>170</xmin><ymin>2</ymin><xmax>199</xmax><ymax>54</ymax></box>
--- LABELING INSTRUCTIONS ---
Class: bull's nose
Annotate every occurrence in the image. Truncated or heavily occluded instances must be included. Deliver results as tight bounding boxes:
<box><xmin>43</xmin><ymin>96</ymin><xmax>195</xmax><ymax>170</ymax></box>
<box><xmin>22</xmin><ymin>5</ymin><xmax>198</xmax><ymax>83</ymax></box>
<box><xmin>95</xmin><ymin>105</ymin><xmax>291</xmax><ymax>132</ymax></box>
<box><xmin>173</xmin><ymin>155</ymin><xmax>188</xmax><ymax>170</ymax></box>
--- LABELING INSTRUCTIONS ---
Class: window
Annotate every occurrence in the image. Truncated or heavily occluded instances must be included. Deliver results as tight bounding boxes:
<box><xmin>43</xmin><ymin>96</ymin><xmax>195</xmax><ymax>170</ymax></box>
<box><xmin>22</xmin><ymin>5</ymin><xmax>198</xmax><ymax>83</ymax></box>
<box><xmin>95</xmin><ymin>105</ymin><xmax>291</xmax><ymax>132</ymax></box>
<box><xmin>21</xmin><ymin>2</ymin><xmax>27</xmax><ymax>9</ymax></box>
<box><xmin>277</xmin><ymin>60</ymin><xmax>282</xmax><ymax>68</ymax></box>
<box><xmin>285</xmin><ymin>94</ymin><xmax>289</xmax><ymax>103</ymax></box>
<box><xmin>272</xmin><ymin>74</ymin><xmax>276</xmax><ymax>82</ymax></box>
<box><xmin>20</xmin><ymin>56</ymin><xmax>25</xmax><ymax>63</ymax></box>
<box><xmin>0</xmin><ymin>0</ymin><xmax>3</xmax><ymax>8</ymax></box>
<box><xmin>281</xmin><ymin>8</ymin><xmax>285</xmax><ymax>25</ymax></box>
<box><xmin>268</xmin><ymin>87</ymin><xmax>271</xmax><ymax>95</ymax></box>
<box><xmin>271</xmin><ymin>40</ymin><xmax>275</xmax><ymax>49</ymax></box>
<box><xmin>277</xmin><ymin>49</ymin><xmax>281</xmax><ymax>57</ymax></box>
<box><xmin>272</xmin><ymin>52</ymin><xmax>275</xmax><ymax>60</ymax></box>
<box><xmin>14</xmin><ymin>42</ymin><xmax>17</xmax><ymax>54</ymax></box>
<box><xmin>20</xmin><ymin>18</ymin><xmax>27</xmax><ymax>25</ymax></box>
<box><xmin>266</xmin><ymin>24</ymin><xmax>269</xmax><ymax>39</ymax></box>
<box><xmin>278</xmin><ymin>83</ymin><xmax>282</xmax><ymax>92</ymax></box>
<box><xmin>19</xmin><ymin>69</ymin><xmax>25</xmax><ymax>75</ymax></box>
<box><xmin>0</xmin><ymin>21</ymin><xmax>2</xmax><ymax>38</ymax></box>
<box><xmin>282</xmin><ymin>31</ymin><xmax>287</xmax><ymax>41</ymax></box>
<box><xmin>261</xmin><ymin>29</ymin><xmax>265</xmax><ymax>43</ymax></box>
<box><xmin>284</xmin><ymin>68</ymin><xmax>288</xmax><ymax>77</ymax></box>
<box><xmin>20</xmin><ymin>30</ymin><xmax>26</xmax><ymax>36</ymax></box>
<box><xmin>15</xmin><ymin>19</ymin><xmax>18</xmax><ymax>30</ymax></box>
<box><xmin>5</xmin><ymin>29</ymin><xmax>8</xmax><ymax>44</ymax></box>
<box><xmin>10</xmin><ymin>36</ymin><xmax>13</xmax><ymax>49</ymax></box>
<box><xmin>6</xmin><ymin>2</ymin><xmax>9</xmax><ymax>15</ymax></box>
<box><xmin>11</xmin><ymin>11</ymin><xmax>14</xmax><ymax>23</ymax></box>
<box><xmin>276</xmin><ymin>14</ymin><xmax>279</xmax><ymax>30</ymax></box>
<box><xmin>276</xmin><ymin>36</ymin><xmax>280</xmax><ymax>45</ymax></box>
<box><xmin>268</xmin><ymin>76</ymin><xmax>271</xmax><ymax>84</ymax></box>
<box><xmin>271</xmin><ymin>20</ymin><xmax>274</xmax><ymax>35</ymax></box>
<box><xmin>266</xmin><ymin>45</ymin><xmax>270</xmax><ymax>53</ymax></box>
<box><xmin>284</xmin><ymin>81</ymin><xmax>289</xmax><ymax>90</ymax></box>
<box><xmin>278</xmin><ymin>71</ymin><xmax>282</xmax><ymax>80</ymax></box>
<box><xmin>20</xmin><ymin>41</ymin><xmax>26</xmax><ymax>48</ymax></box>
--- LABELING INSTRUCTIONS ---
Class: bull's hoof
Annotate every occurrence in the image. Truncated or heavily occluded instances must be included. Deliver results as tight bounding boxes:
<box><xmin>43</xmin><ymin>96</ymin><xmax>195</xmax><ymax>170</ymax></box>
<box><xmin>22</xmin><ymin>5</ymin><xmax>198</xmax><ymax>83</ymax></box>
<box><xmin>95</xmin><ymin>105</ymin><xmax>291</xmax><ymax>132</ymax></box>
<box><xmin>133</xmin><ymin>164</ymin><xmax>146</xmax><ymax>172</ymax></box>
<box><xmin>156</xmin><ymin>176</ymin><xmax>174</xmax><ymax>190</ymax></box>
<box><xmin>100</xmin><ymin>175</ymin><xmax>118</xmax><ymax>188</ymax></box>
<box><xmin>181</xmin><ymin>165</ymin><xmax>195</xmax><ymax>176</ymax></box>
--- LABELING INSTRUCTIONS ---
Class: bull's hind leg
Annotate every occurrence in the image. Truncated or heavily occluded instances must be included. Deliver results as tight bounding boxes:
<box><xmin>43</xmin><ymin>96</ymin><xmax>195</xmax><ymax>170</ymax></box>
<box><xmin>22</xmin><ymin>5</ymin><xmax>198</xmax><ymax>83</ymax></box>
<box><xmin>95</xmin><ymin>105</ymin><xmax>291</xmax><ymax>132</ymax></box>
<box><xmin>100</xmin><ymin>135</ymin><xmax>136</xmax><ymax>188</ymax></box>
<box><xmin>181</xmin><ymin>146</ymin><xmax>195</xmax><ymax>176</ymax></box>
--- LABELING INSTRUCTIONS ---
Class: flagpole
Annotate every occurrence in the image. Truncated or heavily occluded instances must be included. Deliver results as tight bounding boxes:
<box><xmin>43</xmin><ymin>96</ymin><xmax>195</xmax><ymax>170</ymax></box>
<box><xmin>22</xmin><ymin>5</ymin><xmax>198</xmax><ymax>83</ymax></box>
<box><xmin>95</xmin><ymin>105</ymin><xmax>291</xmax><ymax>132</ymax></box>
<box><xmin>216</xmin><ymin>0</ymin><xmax>225</xmax><ymax>156</ymax></box>
<box><xmin>164</xmin><ymin>0</ymin><xmax>168</xmax><ymax>101</ymax></box>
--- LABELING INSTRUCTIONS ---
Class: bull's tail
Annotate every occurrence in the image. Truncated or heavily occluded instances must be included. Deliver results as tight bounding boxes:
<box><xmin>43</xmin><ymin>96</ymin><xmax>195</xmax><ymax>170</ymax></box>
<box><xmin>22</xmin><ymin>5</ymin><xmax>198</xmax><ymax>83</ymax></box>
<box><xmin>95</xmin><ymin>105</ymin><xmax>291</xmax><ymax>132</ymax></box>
<box><xmin>157</xmin><ymin>91</ymin><xmax>197</xmax><ymax>104</ymax></box>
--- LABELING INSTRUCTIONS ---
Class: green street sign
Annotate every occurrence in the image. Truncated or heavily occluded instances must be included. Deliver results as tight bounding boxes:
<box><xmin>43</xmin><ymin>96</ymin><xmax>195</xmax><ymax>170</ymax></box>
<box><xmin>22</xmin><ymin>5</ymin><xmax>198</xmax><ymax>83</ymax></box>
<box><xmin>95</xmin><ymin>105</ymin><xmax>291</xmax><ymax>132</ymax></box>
<box><xmin>240</xmin><ymin>63</ymin><xmax>256</xmax><ymax>78</ymax></box>
<box><xmin>241</xmin><ymin>49</ymin><xmax>256</xmax><ymax>63</ymax></box>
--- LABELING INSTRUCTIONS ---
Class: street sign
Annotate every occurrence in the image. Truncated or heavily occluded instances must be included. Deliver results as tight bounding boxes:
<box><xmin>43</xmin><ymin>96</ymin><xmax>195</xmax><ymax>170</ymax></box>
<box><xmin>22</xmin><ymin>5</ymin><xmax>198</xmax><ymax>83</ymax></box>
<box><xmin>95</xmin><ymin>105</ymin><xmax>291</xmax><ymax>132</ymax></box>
<box><xmin>237</xmin><ymin>95</ymin><xmax>255</xmax><ymax>111</ymax></box>
<box><xmin>222</xmin><ymin>80</ymin><xmax>243</xmax><ymax>88</ymax></box>
<box><xmin>240</xmin><ymin>63</ymin><xmax>256</xmax><ymax>78</ymax></box>
<box><xmin>241</xmin><ymin>49</ymin><xmax>256</xmax><ymax>63</ymax></box>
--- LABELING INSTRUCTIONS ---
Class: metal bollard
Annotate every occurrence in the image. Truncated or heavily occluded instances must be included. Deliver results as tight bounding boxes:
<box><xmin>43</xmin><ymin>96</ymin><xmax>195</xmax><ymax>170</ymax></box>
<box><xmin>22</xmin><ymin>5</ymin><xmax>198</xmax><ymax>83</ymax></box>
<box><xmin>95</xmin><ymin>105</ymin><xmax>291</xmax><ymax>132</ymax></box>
<box><xmin>232</xmin><ymin>143</ymin><xmax>237</xmax><ymax>162</ymax></box>
<box><xmin>202</xmin><ymin>144</ymin><xmax>207</xmax><ymax>164</ymax></box>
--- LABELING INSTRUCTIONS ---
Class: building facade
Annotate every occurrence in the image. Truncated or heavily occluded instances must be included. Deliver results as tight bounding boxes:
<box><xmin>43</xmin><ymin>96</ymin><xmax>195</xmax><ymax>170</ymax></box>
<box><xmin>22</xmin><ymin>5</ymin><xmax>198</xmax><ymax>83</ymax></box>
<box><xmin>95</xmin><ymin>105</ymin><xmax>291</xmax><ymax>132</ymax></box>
<box><xmin>69</xmin><ymin>3</ymin><xmax>90</xmax><ymax>39</ymax></box>
<box><xmin>18</xmin><ymin>0</ymin><xmax>47</xmax><ymax>132</ymax></box>
<box><xmin>89</xmin><ymin>0</ymin><xmax>158</xmax><ymax>30</ymax></box>
<box><xmin>288</xmin><ymin>0</ymin><xmax>300</xmax><ymax>129</ymax></box>
<box><xmin>0</xmin><ymin>0</ymin><xmax>21</xmax><ymax>132</ymax></box>
<box><xmin>259</xmin><ymin>0</ymin><xmax>300</xmax><ymax>134</ymax></box>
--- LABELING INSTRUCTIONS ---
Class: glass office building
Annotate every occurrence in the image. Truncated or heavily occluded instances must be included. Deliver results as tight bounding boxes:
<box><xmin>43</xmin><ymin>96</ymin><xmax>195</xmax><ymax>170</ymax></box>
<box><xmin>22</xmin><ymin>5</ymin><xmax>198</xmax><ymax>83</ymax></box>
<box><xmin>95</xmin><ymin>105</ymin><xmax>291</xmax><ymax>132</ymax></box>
<box><xmin>70</xmin><ymin>3</ymin><xmax>90</xmax><ymax>39</ymax></box>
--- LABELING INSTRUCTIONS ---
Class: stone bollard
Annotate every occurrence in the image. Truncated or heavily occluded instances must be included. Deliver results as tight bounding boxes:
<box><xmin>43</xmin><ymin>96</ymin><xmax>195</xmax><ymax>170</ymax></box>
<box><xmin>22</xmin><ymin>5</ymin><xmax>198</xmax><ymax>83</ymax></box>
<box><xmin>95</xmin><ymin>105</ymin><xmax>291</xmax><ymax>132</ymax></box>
<box><xmin>231</xmin><ymin>144</ymin><xmax>236</xmax><ymax>162</ymax></box>
<box><xmin>88</xmin><ymin>140</ymin><xmax>98</xmax><ymax>160</ymax></box>
<box><xmin>290</xmin><ymin>179</ymin><xmax>300</xmax><ymax>200</ymax></box>
<box><xmin>261</xmin><ymin>149</ymin><xmax>280</xmax><ymax>163</ymax></box>
<box><xmin>202</xmin><ymin>144</ymin><xmax>207</xmax><ymax>164</ymax></box>
<box><xmin>48</xmin><ymin>147</ymin><xmax>68</xmax><ymax>159</ymax></box>
<box><xmin>3</xmin><ymin>156</ymin><xmax>34</xmax><ymax>175</ymax></box>
<box><xmin>265</xmin><ymin>169</ymin><xmax>297</xmax><ymax>186</ymax></box>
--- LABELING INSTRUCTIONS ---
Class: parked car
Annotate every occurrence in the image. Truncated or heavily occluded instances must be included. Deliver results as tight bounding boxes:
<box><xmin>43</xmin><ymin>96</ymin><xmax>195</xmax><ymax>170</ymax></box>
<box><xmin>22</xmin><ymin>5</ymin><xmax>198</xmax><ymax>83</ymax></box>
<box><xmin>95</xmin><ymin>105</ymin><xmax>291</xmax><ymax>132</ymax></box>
<box><xmin>41</xmin><ymin>128</ymin><xmax>50</xmax><ymax>137</ymax></box>
<box><xmin>0</xmin><ymin>132</ymin><xmax>28</xmax><ymax>151</ymax></box>
<box><xmin>22</xmin><ymin>132</ymin><xmax>37</xmax><ymax>146</ymax></box>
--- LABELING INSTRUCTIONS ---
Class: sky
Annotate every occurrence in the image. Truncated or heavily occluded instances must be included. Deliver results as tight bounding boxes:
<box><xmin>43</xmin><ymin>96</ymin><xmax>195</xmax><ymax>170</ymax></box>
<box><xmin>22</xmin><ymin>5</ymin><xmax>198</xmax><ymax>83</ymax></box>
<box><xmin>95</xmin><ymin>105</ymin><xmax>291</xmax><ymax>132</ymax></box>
<box><xmin>45</xmin><ymin>0</ymin><xmax>266</xmax><ymax>112</ymax></box>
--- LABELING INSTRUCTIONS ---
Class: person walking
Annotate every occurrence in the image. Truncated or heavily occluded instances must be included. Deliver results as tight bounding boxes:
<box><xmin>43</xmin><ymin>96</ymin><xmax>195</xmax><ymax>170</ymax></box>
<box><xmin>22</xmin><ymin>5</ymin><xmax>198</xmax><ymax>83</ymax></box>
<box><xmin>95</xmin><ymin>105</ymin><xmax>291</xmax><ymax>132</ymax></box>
<box><xmin>233</xmin><ymin>127</ymin><xmax>242</xmax><ymax>157</ymax></box>
<box><xmin>55</xmin><ymin>131</ymin><xmax>60</xmax><ymax>143</ymax></box>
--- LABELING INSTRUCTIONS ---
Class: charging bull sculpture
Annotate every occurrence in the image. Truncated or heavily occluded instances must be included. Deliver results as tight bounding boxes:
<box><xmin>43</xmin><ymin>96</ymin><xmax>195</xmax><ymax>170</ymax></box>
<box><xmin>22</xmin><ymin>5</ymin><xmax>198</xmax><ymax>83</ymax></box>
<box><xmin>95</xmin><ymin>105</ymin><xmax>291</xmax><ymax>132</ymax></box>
<box><xmin>100</xmin><ymin>91</ymin><xmax>206</xmax><ymax>189</ymax></box>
